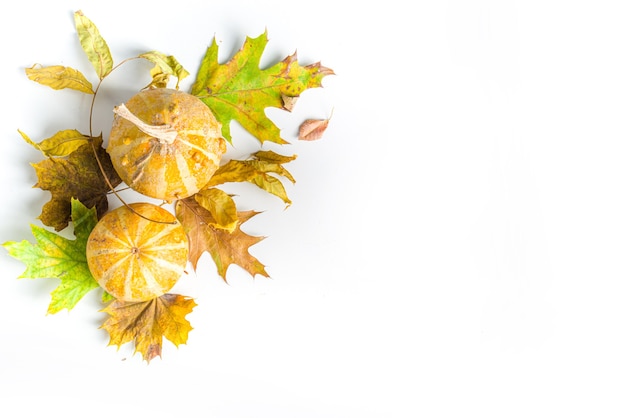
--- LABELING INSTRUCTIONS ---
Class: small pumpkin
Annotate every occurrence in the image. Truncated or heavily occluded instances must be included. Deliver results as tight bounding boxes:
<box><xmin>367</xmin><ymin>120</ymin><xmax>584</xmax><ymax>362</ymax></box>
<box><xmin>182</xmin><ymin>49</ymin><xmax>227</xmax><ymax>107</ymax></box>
<box><xmin>86</xmin><ymin>202</ymin><xmax>189</xmax><ymax>302</ymax></box>
<box><xmin>107</xmin><ymin>88</ymin><xmax>226</xmax><ymax>202</ymax></box>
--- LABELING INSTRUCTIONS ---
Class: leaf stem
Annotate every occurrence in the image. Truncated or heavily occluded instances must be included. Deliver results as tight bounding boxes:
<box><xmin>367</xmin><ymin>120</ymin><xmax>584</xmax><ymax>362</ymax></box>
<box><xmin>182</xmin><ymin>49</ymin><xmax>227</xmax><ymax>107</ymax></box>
<box><xmin>88</xmin><ymin>57</ymin><xmax>139</xmax><ymax>137</ymax></box>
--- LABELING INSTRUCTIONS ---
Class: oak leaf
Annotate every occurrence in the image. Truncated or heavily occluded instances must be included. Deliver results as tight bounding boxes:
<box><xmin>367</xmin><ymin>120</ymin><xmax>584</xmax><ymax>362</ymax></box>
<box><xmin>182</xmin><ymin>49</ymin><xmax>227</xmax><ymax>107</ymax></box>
<box><xmin>175</xmin><ymin>198</ymin><xmax>268</xmax><ymax>280</ymax></box>
<box><xmin>100</xmin><ymin>294</ymin><xmax>197</xmax><ymax>363</ymax></box>
<box><xmin>2</xmin><ymin>199</ymin><xmax>100</xmax><ymax>314</ymax></box>
<box><xmin>31</xmin><ymin>136</ymin><xmax>121</xmax><ymax>231</ymax></box>
<box><xmin>190</xmin><ymin>31</ymin><xmax>334</xmax><ymax>144</ymax></box>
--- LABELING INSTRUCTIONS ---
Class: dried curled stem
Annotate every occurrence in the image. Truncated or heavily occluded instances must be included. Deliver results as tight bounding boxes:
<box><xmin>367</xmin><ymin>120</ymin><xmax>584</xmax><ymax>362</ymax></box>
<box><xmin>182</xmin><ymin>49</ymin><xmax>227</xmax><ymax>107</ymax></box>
<box><xmin>113</xmin><ymin>103</ymin><xmax>178</xmax><ymax>144</ymax></box>
<box><xmin>87</xmin><ymin>65</ymin><xmax>176</xmax><ymax>226</ymax></box>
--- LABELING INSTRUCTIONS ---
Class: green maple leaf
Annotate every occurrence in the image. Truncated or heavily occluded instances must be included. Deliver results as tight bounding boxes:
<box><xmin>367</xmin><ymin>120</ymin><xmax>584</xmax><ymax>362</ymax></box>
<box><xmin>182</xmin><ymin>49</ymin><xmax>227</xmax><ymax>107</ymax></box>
<box><xmin>3</xmin><ymin>199</ymin><xmax>100</xmax><ymax>314</ymax></box>
<box><xmin>190</xmin><ymin>31</ymin><xmax>334</xmax><ymax>144</ymax></box>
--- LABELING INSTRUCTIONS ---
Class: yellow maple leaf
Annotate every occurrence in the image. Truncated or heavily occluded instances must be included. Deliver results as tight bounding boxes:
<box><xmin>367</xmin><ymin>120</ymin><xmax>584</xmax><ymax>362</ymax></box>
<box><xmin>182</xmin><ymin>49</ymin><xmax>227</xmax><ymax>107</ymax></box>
<box><xmin>100</xmin><ymin>294</ymin><xmax>196</xmax><ymax>362</ymax></box>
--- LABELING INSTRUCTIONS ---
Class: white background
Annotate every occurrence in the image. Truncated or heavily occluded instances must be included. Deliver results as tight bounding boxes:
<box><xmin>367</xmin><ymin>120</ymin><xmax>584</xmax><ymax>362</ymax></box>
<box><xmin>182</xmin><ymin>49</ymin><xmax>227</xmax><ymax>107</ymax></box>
<box><xmin>2</xmin><ymin>0</ymin><xmax>626</xmax><ymax>416</ymax></box>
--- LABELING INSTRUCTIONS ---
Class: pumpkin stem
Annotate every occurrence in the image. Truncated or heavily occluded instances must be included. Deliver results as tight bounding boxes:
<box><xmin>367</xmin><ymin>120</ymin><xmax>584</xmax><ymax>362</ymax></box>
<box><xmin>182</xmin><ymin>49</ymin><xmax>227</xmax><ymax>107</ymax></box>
<box><xmin>113</xmin><ymin>103</ymin><xmax>178</xmax><ymax>144</ymax></box>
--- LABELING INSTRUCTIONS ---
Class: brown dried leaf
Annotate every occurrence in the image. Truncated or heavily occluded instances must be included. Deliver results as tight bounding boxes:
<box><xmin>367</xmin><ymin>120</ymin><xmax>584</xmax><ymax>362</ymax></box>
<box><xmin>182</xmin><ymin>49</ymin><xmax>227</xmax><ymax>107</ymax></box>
<box><xmin>100</xmin><ymin>294</ymin><xmax>197</xmax><ymax>363</ymax></box>
<box><xmin>31</xmin><ymin>136</ymin><xmax>122</xmax><ymax>231</ymax></box>
<box><xmin>175</xmin><ymin>197</ymin><xmax>268</xmax><ymax>280</ymax></box>
<box><xmin>281</xmin><ymin>94</ymin><xmax>298</xmax><ymax>112</ymax></box>
<box><xmin>298</xmin><ymin>117</ymin><xmax>330</xmax><ymax>141</ymax></box>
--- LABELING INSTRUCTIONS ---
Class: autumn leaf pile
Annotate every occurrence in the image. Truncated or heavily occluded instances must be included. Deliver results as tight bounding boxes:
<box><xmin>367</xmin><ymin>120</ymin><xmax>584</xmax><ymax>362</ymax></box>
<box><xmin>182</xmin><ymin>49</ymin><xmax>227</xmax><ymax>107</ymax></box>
<box><xmin>3</xmin><ymin>11</ymin><xmax>333</xmax><ymax>362</ymax></box>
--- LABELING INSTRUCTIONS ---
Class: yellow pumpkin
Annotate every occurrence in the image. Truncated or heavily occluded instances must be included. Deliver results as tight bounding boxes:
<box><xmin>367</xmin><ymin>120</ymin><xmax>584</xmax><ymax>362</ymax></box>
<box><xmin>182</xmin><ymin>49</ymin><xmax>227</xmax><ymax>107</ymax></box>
<box><xmin>107</xmin><ymin>88</ymin><xmax>226</xmax><ymax>202</ymax></box>
<box><xmin>86</xmin><ymin>203</ymin><xmax>189</xmax><ymax>302</ymax></box>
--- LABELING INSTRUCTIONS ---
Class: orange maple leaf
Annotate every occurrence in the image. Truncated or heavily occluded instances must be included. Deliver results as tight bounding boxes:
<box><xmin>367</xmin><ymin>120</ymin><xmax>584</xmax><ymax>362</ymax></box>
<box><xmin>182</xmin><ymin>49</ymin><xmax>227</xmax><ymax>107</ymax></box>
<box><xmin>175</xmin><ymin>197</ymin><xmax>268</xmax><ymax>280</ymax></box>
<box><xmin>100</xmin><ymin>294</ymin><xmax>196</xmax><ymax>363</ymax></box>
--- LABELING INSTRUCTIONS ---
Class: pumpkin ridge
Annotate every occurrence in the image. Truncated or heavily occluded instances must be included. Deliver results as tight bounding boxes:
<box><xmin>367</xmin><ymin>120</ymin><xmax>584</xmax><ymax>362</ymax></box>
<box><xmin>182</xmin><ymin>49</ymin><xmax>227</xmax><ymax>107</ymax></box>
<box><xmin>139</xmin><ymin>221</ymin><xmax>184</xmax><ymax>248</ymax></box>
<box><xmin>99</xmin><ymin>252</ymin><xmax>133</xmax><ymax>289</ymax></box>
<box><xmin>86</xmin><ymin>202</ymin><xmax>189</xmax><ymax>302</ymax></box>
<box><xmin>134</xmin><ymin>259</ymin><xmax>167</xmax><ymax>300</ymax></box>
<box><xmin>141</xmin><ymin>253</ymin><xmax>186</xmax><ymax>275</ymax></box>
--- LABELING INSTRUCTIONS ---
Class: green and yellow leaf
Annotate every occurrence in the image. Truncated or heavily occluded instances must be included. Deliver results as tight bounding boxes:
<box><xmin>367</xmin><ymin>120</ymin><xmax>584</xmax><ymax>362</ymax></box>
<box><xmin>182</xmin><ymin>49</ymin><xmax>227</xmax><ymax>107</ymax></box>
<box><xmin>19</xmin><ymin>129</ymin><xmax>89</xmax><ymax>157</ymax></box>
<box><xmin>140</xmin><ymin>51</ymin><xmax>189</xmax><ymax>89</ymax></box>
<box><xmin>144</xmin><ymin>65</ymin><xmax>170</xmax><ymax>89</ymax></box>
<box><xmin>74</xmin><ymin>10</ymin><xmax>113</xmax><ymax>79</ymax></box>
<box><xmin>191</xmin><ymin>31</ymin><xmax>334</xmax><ymax>144</ymax></box>
<box><xmin>25</xmin><ymin>65</ymin><xmax>94</xmax><ymax>94</ymax></box>
<box><xmin>2</xmin><ymin>199</ymin><xmax>100</xmax><ymax>314</ymax></box>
